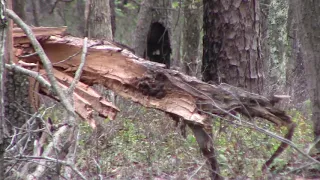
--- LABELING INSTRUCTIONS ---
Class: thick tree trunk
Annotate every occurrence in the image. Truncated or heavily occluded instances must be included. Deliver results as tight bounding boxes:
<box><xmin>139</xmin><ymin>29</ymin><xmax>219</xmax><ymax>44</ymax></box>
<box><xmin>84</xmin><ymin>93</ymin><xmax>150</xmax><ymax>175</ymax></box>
<box><xmin>202</xmin><ymin>1</ymin><xmax>263</xmax><ymax>177</ymax></box>
<box><xmin>133</xmin><ymin>0</ymin><xmax>172</xmax><ymax>61</ymax></box>
<box><xmin>88</xmin><ymin>0</ymin><xmax>113</xmax><ymax>40</ymax></box>
<box><xmin>202</xmin><ymin>0</ymin><xmax>263</xmax><ymax>94</ymax></box>
<box><xmin>182</xmin><ymin>0</ymin><xmax>200</xmax><ymax>76</ymax></box>
<box><xmin>286</xmin><ymin>0</ymin><xmax>308</xmax><ymax>108</ymax></box>
<box><xmin>299</xmin><ymin>0</ymin><xmax>320</xmax><ymax>150</ymax></box>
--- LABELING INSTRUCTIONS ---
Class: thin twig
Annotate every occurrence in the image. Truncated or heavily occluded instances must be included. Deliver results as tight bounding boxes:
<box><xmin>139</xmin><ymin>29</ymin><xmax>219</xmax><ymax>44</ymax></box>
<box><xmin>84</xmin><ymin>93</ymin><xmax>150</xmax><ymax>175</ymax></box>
<box><xmin>93</xmin><ymin>158</ymin><xmax>103</xmax><ymax>180</ymax></box>
<box><xmin>52</xmin><ymin>51</ymin><xmax>81</xmax><ymax>65</ymax></box>
<box><xmin>5</xmin><ymin>64</ymin><xmax>52</xmax><ymax>92</ymax></box>
<box><xmin>19</xmin><ymin>52</ymin><xmax>38</xmax><ymax>58</ymax></box>
<box><xmin>188</xmin><ymin>160</ymin><xmax>207</xmax><ymax>180</ymax></box>
<box><xmin>67</xmin><ymin>37</ymin><xmax>88</xmax><ymax>95</ymax></box>
<box><xmin>286</xmin><ymin>162</ymin><xmax>316</xmax><ymax>175</ymax></box>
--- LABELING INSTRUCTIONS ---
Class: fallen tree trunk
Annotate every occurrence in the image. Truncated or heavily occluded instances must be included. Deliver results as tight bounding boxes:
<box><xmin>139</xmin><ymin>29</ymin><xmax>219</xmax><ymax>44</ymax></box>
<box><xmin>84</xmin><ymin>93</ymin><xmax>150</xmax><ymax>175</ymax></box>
<box><xmin>14</xmin><ymin>34</ymin><xmax>295</xmax><ymax>178</ymax></box>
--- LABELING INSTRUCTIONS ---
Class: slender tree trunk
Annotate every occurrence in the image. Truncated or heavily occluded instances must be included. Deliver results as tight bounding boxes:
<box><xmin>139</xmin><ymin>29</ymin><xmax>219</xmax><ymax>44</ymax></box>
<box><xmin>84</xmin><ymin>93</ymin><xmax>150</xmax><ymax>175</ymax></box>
<box><xmin>182</xmin><ymin>0</ymin><xmax>200</xmax><ymax>76</ymax></box>
<box><xmin>0</xmin><ymin>0</ymin><xmax>8</xmax><ymax>177</ymax></box>
<box><xmin>265</xmin><ymin>0</ymin><xmax>289</xmax><ymax>95</ymax></box>
<box><xmin>299</xmin><ymin>0</ymin><xmax>320</xmax><ymax>150</ymax></box>
<box><xmin>30</xmin><ymin>0</ymin><xmax>40</xmax><ymax>26</ymax></box>
<box><xmin>12</xmin><ymin>0</ymin><xmax>26</xmax><ymax>20</ymax></box>
<box><xmin>133</xmin><ymin>0</ymin><xmax>154</xmax><ymax>57</ymax></box>
<box><xmin>260</xmin><ymin>0</ymin><xmax>271</xmax><ymax>96</ymax></box>
<box><xmin>88</xmin><ymin>0</ymin><xmax>113</xmax><ymax>40</ymax></box>
<box><xmin>110</xmin><ymin>0</ymin><xmax>116</xmax><ymax>37</ymax></box>
<box><xmin>202</xmin><ymin>0</ymin><xmax>263</xmax><ymax>94</ymax></box>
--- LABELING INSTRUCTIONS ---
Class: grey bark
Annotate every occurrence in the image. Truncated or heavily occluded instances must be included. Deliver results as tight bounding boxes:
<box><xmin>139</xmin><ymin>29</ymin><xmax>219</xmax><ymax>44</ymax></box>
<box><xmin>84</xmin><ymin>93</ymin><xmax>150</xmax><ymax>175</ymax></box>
<box><xmin>133</xmin><ymin>0</ymin><xmax>154</xmax><ymax>57</ymax></box>
<box><xmin>12</xmin><ymin>0</ymin><xmax>26</xmax><ymax>20</ymax></box>
<box><xmin>182</xmin><ymin>0</ymin><xmax>200</xmax><ymax>76</ymax></box>
<box><xmin>110</xmin><ymin>0</ymin><xmax>116</xmax><ymax>37</ymax></box>
<box><xmin>285</xmin><ymin>0</ymin><xmax>308</xmax><ymax>108</ymax></box>
<box><xmin>299</xmin><ymin>0</ymin><xmax>320</xmax><ymax>150</ymax></box>
<box><xmin>0</xmin><ymin>1</ymin><xmax>7</xmax><ymax>178</ymax></box>
<box><xmin>88</xmin><ymin>0</ymin><xmax>113</xmax><ymax>40</ymax></box>
<box><xmin>133</xmin><ymin>0</ymin><xmax>173</xmax><ymax>58</ymax></box>
<box><xmin>265</xmin><ymin>0</ymin><xmax>289</xmax><ymax>95</ymax></box>
<box><xmin>260</xmin><ymin>0</ymin><xmax>271</xmax><ymax>96</ymax></box>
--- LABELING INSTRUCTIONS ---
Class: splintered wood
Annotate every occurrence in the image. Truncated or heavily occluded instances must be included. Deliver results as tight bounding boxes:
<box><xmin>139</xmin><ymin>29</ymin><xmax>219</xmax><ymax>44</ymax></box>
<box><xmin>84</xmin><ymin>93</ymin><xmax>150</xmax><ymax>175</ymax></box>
<box><xmin>12</xmin><ymin>27</ymin><xmax>295</xmax><ymax>171</ymax></box>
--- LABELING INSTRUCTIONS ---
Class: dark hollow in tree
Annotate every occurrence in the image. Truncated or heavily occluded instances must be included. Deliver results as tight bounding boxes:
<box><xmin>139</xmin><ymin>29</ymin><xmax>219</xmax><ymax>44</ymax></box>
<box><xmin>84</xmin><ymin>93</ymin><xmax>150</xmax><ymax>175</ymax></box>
<box><xmin>146</xmin><ymin>22</ymin><xmax>171</xmax><ymax>68</ymax></box>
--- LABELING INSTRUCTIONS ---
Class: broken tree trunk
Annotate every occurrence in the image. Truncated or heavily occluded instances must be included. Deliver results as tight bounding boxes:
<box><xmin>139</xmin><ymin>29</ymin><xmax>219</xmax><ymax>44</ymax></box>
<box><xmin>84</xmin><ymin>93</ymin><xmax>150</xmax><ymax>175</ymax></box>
<box><xmin>13</xmin><ymin>32</ymin><xmax>295</xmax><ymax>178</ymax></box>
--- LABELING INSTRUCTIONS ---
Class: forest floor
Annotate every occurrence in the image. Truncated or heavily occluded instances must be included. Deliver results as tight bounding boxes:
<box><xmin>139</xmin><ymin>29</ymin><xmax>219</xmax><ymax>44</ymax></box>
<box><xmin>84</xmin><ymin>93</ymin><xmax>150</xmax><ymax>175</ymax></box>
<box><xmin>45</xmin><ymin>93</ymin><xmax>318</xmax><ymax>179</ymax></box>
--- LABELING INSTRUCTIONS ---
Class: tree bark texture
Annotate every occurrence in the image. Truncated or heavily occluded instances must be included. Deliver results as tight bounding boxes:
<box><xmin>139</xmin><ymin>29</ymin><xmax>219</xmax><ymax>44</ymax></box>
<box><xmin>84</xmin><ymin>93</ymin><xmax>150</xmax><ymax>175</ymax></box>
<box><xmin>265</xmin><ymin>0</ymin><xmax>288</xmax><ymax>95</ymax></box>
<box><xmin>0</xmin><ymin>1</ymin><xmax>7</xmax><ymax>177</ymax></box>
<box><xmin>88</xmin><ymin>0</ymin><xmax>113</xmax><ymax>40</ymax></box>
<box><xmin>110</xmin><ymin>0</ymin><xmax>116</xmax><ymax>37</ymax></box>
<box><xmin>260</xmin><ymin>0</ymin><xmax>271</xmax><ymax>96</ymax></box>
<box><xmin>285</xmin><ymin>0</ymin><xmax>308</xmax><ymax>108</ymax></box>
<box><xmin>182</xmin><ymin>0</ymin><xmax>200</xmax><ymax>76</ymax></box>
<box><xmin>202</xmin><ymin>0</ymin><xmax>263</xmax><ymax>94</ymax></box>
<box><xmin>133</xmin><ymin>0</ymin><xmax>155</xmax><ymax>57</ymax></box>
<box><xmin>299</xmin><ymin>0</ymin><xmax>320</xmax><ymax>150</ymax></box>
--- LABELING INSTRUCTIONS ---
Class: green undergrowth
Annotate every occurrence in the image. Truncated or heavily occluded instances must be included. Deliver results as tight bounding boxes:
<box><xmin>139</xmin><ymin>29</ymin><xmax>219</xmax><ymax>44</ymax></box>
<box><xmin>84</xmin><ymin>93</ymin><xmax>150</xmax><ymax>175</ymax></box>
<box><xmin>213</xmin><ymin>108</ymin><xmax>314</xmax><ymax>178</ymax></box>
<box><xmin>73</xmin><ymin>100</ymin><xmax>315</xmax><ymax>179</ymax></box>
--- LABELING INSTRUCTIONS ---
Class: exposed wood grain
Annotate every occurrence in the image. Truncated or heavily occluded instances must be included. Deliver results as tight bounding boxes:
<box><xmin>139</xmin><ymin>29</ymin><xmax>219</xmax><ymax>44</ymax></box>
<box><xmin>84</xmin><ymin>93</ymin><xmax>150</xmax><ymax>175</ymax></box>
<box><xmin>14</xmin><ymin>33</ymin><xmax>295</xmax><ymax>174</ymax></box>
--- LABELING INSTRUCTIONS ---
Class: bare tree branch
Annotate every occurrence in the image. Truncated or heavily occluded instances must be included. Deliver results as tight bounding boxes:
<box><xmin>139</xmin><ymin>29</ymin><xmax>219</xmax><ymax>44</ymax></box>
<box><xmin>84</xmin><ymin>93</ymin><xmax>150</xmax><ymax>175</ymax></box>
<box><xmin>67</xmin><ymin>37</ymin><xmax>88</xmax><ymax>95</ymax></box>
<box><xmin>5</xmin><ymin>64</ymin><xmax>52</xmax><ymax>91</ymax></box>
<box><xmin>12</xmin><ymin>155</ymin><xmax>87</xmax><ymax>180</ymax></box>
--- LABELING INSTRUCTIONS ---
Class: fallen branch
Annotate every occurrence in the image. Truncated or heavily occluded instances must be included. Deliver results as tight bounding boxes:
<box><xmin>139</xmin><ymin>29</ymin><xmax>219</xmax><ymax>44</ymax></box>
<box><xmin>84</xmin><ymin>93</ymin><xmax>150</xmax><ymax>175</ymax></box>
<box><xmin>11</xmin><ymin>155</ymin><xmax>87</xmax><ymax>180</ymax></box>
<box><xmin>10</xmin><ymin>25</ymin><xmax>300</xmax><ymax>177</ymax></box>
<box><xmin>27</xmin><ymin>35</ymin><xmax>296</xmax><ymax>171</ymax></box>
